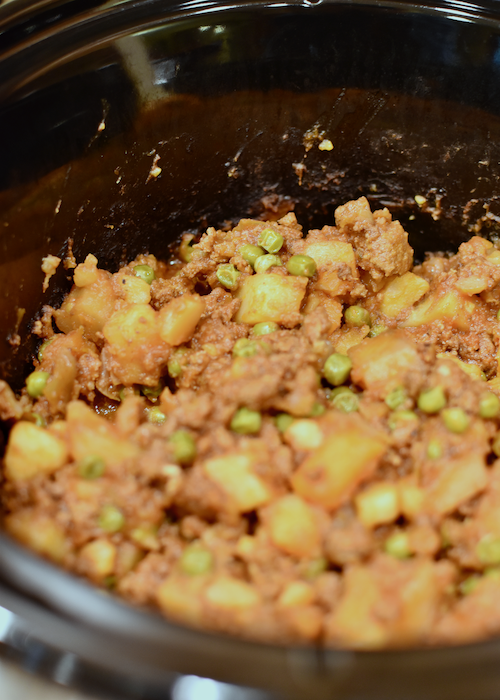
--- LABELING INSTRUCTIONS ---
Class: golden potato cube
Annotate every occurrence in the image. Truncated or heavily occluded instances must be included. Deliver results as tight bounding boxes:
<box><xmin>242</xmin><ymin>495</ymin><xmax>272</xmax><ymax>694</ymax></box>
<box><xmin>355</xmin><ymin>482</ymin><xmax>400</xmax><ymax>528</ymax></box>
<box><xmin>5</xmin><ymin>421</ymin><xmax>68</xmax><ymax>481</ymax></box>
<box><xmin>79</xmin><ymin>538</ymin><xmax>116</xmax><ymax>579</ymax></box>
<box><xmin>426</xmin><ymin>453</ymin><xmax>488</xmax><ymax>516</ymax></box>
<box><xmin>436</xmin><ymin>353</ymin><xmax>483</xmax><ymax>381</ymax></box>
<box><xmin>114</xmin><ymin>272</ymin><xmax>151</xmax><ymax>304</ymax></box>
<box><xmin>335</xmin><ymin>196</ymin><xmax>375</xmax><ymax>229</ymax></box>
<box><xmin>402</xmin><ymin>289</ymin><xmax>474</xmax><ymax>331</ymax></box>
<box><xmin>54</xmin><ymin>269</ymin><xmax>116</xmax><ymax>342</ymax></box>
<box><xmin>278</xmin><ymin>581</ymin><xmax>315</xmax><ymax>608</ymax></box>
<box><xmin>203</xmin><ymin>452</ymin><xmax>272</xmax><ymax>512</ymax></box>
<box><xmin>333</xmin><ymin>326</ymin><xmax>370</xmax><ymax>355</ymax></box>
<box><xmin>103</xmin><ymin>303</ymin><xmax>164</xmax><ymax>385</ymax></box>
<box><xmin>398</xmin><ymin>478</ymin><xmax>425</xmax><ymax>519</ymax></box>
<box><xmin>158</xmin><ymin>294</ymin><xmax>205</xmax><ymax>345</ymax></box>
<box><xmin>5</xmin><ymin>510</ymin><xmax>68</xmax><ymax>562</ymax></box>
<box><xmin>291</xmin><ymin>417</ymin><xmax>387</xmax><ymax>510</ymax></box>
<box><xmin>284</xmin><ymin>419</ymin><xmax>324</xmax><ymax>451</ymax></box>
<box><xmin>205</xmin><ymin>575</ymin><xmax>261</xmax><ymax>610</ymax></box>
<box><xmin>303</xmin><ymin>292</ymin><xmax>343</xmax><ymax>332</ymax></box>
<box><xmin>380</xmin><ymin>272</ymin><xmax>430</xmax><ymax>318</ymax></box>
<box><xmin>325</xmin><ymin>565</ymin><xmax>388</xmax><ymax>649</ymax></box>
<box><xmin>304</xmin><ymin>240</ymin><xmax>357</xmax><ymax>296</ymax></box>
<box><xmin>235</xmin><ymin>273</ymin><xmax>307</xmax><ymax>326</ymax></box>
<box><xmin>349</xmin><ymin>330</ymin><xmax>422</xmax><ymax>398</ymax></box>
<box><xmin>157</xmin><ymin>574</ymin><xmax>205</xmax><ymax>625</ymax></box>
<box><xmin>267</xmin><ymin>494</ymin><xmax>321</xmax><ymax>558</ymax></box>
<box><xmin>66</xmin><ymin>400</ymin><xmax>139</xmax><ymax>466</ymax></box>
<box><xmin>73</xmin><ymin>254</ymin><xmax>99</xmax><ymax>287</ymax></box>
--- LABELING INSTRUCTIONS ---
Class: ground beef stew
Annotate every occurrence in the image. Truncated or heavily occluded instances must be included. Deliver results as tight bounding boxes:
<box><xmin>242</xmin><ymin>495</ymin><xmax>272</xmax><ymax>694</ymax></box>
<box><xmin>4</xmin><ymin>196</ymin><xmax>500</xmax><ymax>649</ymax></box>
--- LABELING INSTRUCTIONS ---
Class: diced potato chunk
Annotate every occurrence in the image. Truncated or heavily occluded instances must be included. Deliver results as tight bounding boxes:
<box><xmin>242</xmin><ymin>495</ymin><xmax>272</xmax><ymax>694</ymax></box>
<box><xmin>79</xmin><ymin>538</ymin><xmax>116</xmax><ymax>579</ymax></box>
<box><xmin>66</xmin><ymin>400</ymin><xmax>139</xmax><ymax>466</ymax></box>
<box><xmin>402</xmin><ymin>289</ymin><xmax>475</xmax><ymax>331</ymax></box>
<box><xmin>426</xmin><ymin>453</ymin><xmax>488</xmax><ymax>516</ymax></box>
<box><xmin>325</xmin><ymin>566</ymin><xmax>389</xmax><ymax>649</ymax></box>
<box><xmin>284</xmin><ymin>419</ymin><xmax>324</xmax><ymax>451</ymax></box>
<box><xmin>157</xmin><ymin>574</ymin><xmax>205</xmax><ymax>625</ymax></box>
<box><xmin>102</xmin><ymin>303</ymin><xmax>165</xmax><ymax>385</ymax></box>
<box><xmin>114</xmin><ymin>272</ymin><xmax>151</xmax><ymax>304</ymax></box>
<box><xmin>158</xmin><ymin>294</ymin><xmax>205</xmax><ymax>345</ymax></box>
<box><xmin>436</xmin><ymin>353</ymin><xmax>483</xmax><ymax>381</ymax></box>
<box><xmin>267</xmin><ymin>494</ymin><xmax>321</xmax><ymax>558</ymax></box>
<box><xmin>278</xmin><ymin>581</ymin><xmax>315</xmax><ymax>608</ymax></box>
<box><xmin>203</xmin><ymin>452</ymin><xmax>272</xmax><ymax>512</ymax></box>
<box><xmin>355</xmin><ymin>482</ymin><xmax>400</xmax><ymax>528</ymax></box>
<box><xmin>349</xmin><ymin>330</ymin><xmax>422</xmax><ymax>398</ymax></box>
<box><xmin>291</xmin><ymin>416</ymin><xmax>387</xmax><ymax>510</ymax></box>
<box><xmin>44</xmin><ymin>347</ymin><xmax>78</xmax><ymax>413</ymax></box>
<box><xmin>235</xmin><ymin>273</ymin><xmax>307</xmax><ymax>326</ymax></box>
<box><xmin>333</xmin><ymin>326</ymin><xmax>370</xmax><ymax>355</ymax></box>
<box><xmin>54</xmin><ymin>269</ymin><xmax>116</xmax><ymax>341</ymax></box>
<box><xmin>304</xmin><ymin>240</ymin><xmax>357</xmax><ymax>297</ymax></box>
<box><xmin>5</xmin><ymin>422</ymin><xmax>68</xmax><ymax>481</ymax></box>
<box><xmin>398</xmin><ymin>478</ymin><xmax>425</xmax><ymax>519</ymax></box>
<box><xmin>73</xmin><ymin>254</ymin><xmax>99</xmax><ymax>287</ymax></box>
<box><xmin>303</xmin><ymin>292</ymin><xmax>342</xmax><ymax>332</ymax></box>
<box><xmin>380</xmin><ymin>272</ymin><xmax>430</xmax><ymax>318</ymax></box>
<box><xmin>205</xmin><ymin>576</ymin><xmax>261</xmax><ymax>610</ymax></box>
<box><xmin>5</xmin><ymin>510</ymin><xmax>68</xmax><ymax>562</ymax></box>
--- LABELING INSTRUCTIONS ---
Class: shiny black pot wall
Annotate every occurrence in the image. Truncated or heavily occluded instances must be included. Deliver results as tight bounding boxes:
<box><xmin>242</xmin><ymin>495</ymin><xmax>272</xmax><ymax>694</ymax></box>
<box><xmin>2</xmin><ymin>0</ymin><xmax>500</xmax><ymax>698</ymax></box>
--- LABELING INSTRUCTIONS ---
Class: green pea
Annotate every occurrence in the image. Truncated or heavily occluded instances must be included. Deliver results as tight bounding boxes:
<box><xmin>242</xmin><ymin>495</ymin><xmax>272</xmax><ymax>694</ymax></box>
<box><xmin>239</xmin><ymin>244</ymin><xmax>265</xmax><ymax>268</ymax></box>
<box><xmin>384</xmin><ymin>532</ymin><xmax>411</xmax><ymax>559</ymax></box>
<box><xmin>230</xmin><ymin>407</ymin><xmax>262</xmax><ymax>434</ymax></box>
<box><xmin>427</xmin><ymin>439</ymin><xmax>442</xmax><ymax>460</ymax></box>
<box><xmin>99</xmin><ymin>505</ymin><xmax>125</xmax><ymax>533</ymax></box>
<box><xmin>480</xmin><ymin>391</ymin><xmax>500</xmax><ymax>419</ymax></box>
<box><xmin>180</xmin><ymin>544</ymin><xmax>213</xmax><ymax>576</ymax></box>
<box><xmin>78</xmin><ymin>455</ymin><xmax>105</xmax><ymax>480</ymax></box>
<box><xmin>31</xmin><ymin>412</ymin><xmax>47</xmax><ymax>428</ymax></box>
<box><xmin>417</xmin><ymin>386</ymin><xmax>446</xmax><ymax>414</ymax></box>
<box><xmin>442</xmin><ymin>407</ymin><xmax>469</xmax><ymax>434</ymax></box>
<box><xmin>385</xmin><ymin>386</ymin><xmax>407</xmax><ymax>411</ymax></box>
<box><xmin>330</xmin><ymin>388</ymin><xmax>359</xmax><ymax>413</ymax></box>
<box><xmin>142</xmin><ymin>381</ymin><xmax>163</xmax><ymax>400</ymax></box>
<box><xmin>323</xmin><ymin>353</ymin><xmax>352</xmax><ymax>386</ymax></box>
<box><xmin>485</xmin><ymin>567</ymin><xmax>500</xmax><ymax>580</ymax></box>
<box><xmin>254</xmin><ymin>254</ymin><xmax>282</xmax><ymax>274</ymax></box>
<box><xmin>232</xmin><ymin>338</ymin><xmax>259</xmax><ymax>358</ymax></box>
<box><xmin>179</xmin><ymin>234</ymin><xmax>194</xmax><ymax>263</ymax></box>
<box><xmin>26</xmin><ymin>370</ymin><xmax>50</xmax><ymax>399</ymax></box>
<box><xmin>388</xmin><ymin>410</ymin><xmax>418</xmax><ymax>430</ymax></box>
<box><xmin>167</xmin><ymin>358</ymin><xmax>182</xmax><ymax>378</ymax></box>
<box><xmin>368</xmin><ymin>324</ymin><xmax>387</xmax><ymax>338</ymax></box>
<box><xmin>344</xmin><ymin>305</ymin><xmax>371</xmax><ymax>328</ymax></box>
<box><xmin>497</xmin><ymin>308</ymin><xmax>500</xmax><ymax>322</ymax></box>
<box><xmin>37</xmin><ymin>337</ymin><xmax>55</xmax><ymax>362</ymax></box>
<box><xmin>251</xmin><ymin>321</ymin><xmax>279</xmax><ymax>336</ymax></box>
<box><xmin>477</xmin><ymin>535</ymin><xmax>500</xmax><ymax>565</ymax></box>
<box><xmin>148</xmin><ymin>407</ymin><xmax>166</xmax><ymax>424</ymax></box>
<box><xmin>303</xmin><ymin>557</ymin><xmax>328</xmax><ymax>579</ymax></box>
<box><xmin>169</xmin><ymin>430</ymin><xmax>197</xmax><ymax>464</ymax></box>
<box><xmin>275</xmin><ymin>413</ymin><xmax>294</xmax><ymax>433</ymax></box>
<box><xmin>133</xmin><ymin>264</ymin><xmax>156</xmax><ymax>285</ymax></box>
<box><xmin>258</xmin><ymin>228</ymin><xmax>283</xmax><ymax>254</ymax></box>
<box><xmin>459</xmin><ymin>575</ymin><xmax>480</xmax><ymax>596</ymax></box>
<box><xmin>286</xmin><ymin>255</ymin><xmax>317</xmax><ymax>278</ymax></box>
<box><xmin>310</xmin><ymin>401</ymin><xmax>326</xmax><ymax>417</ymax></box>
<box><xmin>216</xmin><ymin>263</ymin><xmax>240</xmax><ymax>290</ymax></box>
